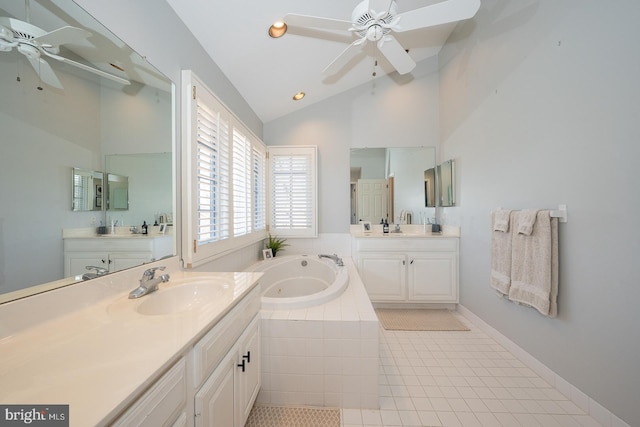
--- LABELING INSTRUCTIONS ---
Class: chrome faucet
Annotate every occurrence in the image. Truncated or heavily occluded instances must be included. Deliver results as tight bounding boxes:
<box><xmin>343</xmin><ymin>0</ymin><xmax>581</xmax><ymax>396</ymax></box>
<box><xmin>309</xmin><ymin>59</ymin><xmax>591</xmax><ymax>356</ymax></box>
<box><xmin>318</xmin><ymin>253</ymin><xmax>344</xmax><ymax>266</ymax></box>
<box><xmin>82</xmin><ymin>266</ymin><xmax>108</xmax><ymax>281</ymax></box>
<box><xmin>128</xmin><ymin>266</ymin><xmax>170</xmax><ymax>299</ymax></box>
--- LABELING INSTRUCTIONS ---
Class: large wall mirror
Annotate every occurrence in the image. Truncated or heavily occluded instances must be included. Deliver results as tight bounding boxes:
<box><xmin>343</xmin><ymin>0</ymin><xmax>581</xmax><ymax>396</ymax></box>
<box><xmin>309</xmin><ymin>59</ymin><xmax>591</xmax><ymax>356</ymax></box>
<box><xmin>0</xmin><ymin>0</ymin><xmax>174</xmax><ymax>302</ymax></box>
<box><xmin>350</xmin><ymin>147</ymin><xmax>436</xmax><ymax>225</ymax></box>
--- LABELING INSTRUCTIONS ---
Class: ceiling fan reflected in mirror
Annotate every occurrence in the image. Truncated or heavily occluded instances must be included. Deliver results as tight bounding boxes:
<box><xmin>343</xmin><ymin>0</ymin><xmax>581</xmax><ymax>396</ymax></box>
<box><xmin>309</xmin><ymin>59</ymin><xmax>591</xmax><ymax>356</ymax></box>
<box><xmin>283</xmin><ymin>0</ymin><xmax>480</xmax><ymax>77</ymax></box>
<box><xmin>0</xmin><ymin>8</ymin><xmax>130</xmax><ymax>89</ymax></box>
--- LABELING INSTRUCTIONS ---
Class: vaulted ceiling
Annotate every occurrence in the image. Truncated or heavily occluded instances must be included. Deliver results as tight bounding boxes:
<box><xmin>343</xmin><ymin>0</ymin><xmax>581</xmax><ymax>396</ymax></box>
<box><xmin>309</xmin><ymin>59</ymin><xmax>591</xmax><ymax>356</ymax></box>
<box><xmin>166</xmin><ymin>0</ymin><xmax>467</xmax><ymax>123</ymax></box>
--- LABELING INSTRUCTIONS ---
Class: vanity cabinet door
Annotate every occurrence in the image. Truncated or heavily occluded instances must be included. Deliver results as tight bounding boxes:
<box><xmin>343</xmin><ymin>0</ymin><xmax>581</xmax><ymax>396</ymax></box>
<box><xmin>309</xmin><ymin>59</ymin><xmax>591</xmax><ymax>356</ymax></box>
<box><xmin>237</xmin><ymin>316</ymin><xmax>261</xmax><ymax>426</ymax></box>
<box><xmin>110</xmin><ymin>252</ymin><xmax>153</xmax><ymax>272</ymax></box>
<box><xmin>66</xmin><ymin>252</ymin><xmax>109</xmax><ymax>277</ymax></box>
<box><xmin>359</xmin><ymin>253</ymin><xmax>406</xmax><ymax>301</ymax></box>
<box><xmin>195</xmin><ymin>351</ymin><xmax>238</xmax><ymax>427</ymax></box>
<box><xmin>407</xmin><ymin>252</ymin><xmax>458</xmax><ymax>303</ymax></box>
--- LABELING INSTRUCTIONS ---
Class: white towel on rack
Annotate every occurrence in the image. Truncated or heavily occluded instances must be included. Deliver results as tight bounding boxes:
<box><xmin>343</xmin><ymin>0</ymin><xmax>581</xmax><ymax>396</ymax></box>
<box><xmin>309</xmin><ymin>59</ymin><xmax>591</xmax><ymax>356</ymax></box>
<box><xmin>508</xmin><ymin>210</ymin><xmax>559</xmax><ymax>317</ymax></box>
<box><xmin>517</xmin><ymin>209</ymin><xmax>539</xmax><ymax>235</ymax></box>
<box><xmin>493</xmin><ymin>209</ymin><xmax>512</xmax><ymax>232</ymax></box>
<box><xmin>490</xmin><ymin>211</ymin><xmax>514</xmax><ymax>295</ymax></box>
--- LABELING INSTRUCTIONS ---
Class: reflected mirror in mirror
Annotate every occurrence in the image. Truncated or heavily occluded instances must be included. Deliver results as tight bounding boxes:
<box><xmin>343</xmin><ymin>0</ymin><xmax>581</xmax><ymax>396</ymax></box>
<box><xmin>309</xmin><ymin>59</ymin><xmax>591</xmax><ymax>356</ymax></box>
<box><xmin>72</xmin><ymin>168</ymin><xmax>103</xmax><ymax>211</ymax></box>
<box><xmin>0</xmin><ymin>0</ymin><xmax>175</xmax><ymax>303</ymax></box>
<box><xmin>350</xmin><ymin>147</ymin><xmax>436</xmax><ymax>225</ymax></box>
<box><xmin>424</xmin><ymin>168</ymin><xmax>436</xmax><ymax>208</ymax></box>
<box><xmin>439</xmin><ymin>159</ymin><xmax>456</xmax><ymax>207</ymax></box>
<box><xmin>107</xmin><ymin>173</ymin><xmax>128</xmax><ymax>211</ymax></box>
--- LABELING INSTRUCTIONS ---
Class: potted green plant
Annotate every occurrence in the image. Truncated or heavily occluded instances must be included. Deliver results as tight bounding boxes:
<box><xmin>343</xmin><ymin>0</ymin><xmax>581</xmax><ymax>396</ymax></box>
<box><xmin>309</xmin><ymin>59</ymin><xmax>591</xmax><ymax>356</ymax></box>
<box><xmin>265</xmin><ymin>234</ymin><xmax>288</xmax><ymax>257</ymax></box>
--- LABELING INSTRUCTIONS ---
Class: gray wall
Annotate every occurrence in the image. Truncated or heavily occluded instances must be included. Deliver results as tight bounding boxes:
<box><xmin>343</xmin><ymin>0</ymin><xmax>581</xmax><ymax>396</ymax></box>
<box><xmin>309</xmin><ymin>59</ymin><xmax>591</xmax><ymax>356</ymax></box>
<box><xmin>74</xmin><ymin>0</ymin><xmax>263</xmax><ymax>138</ymax></box>
<box><xmin>438</xmin><ymin>1</ymin><xmax>640</xmax><ymax>425</ymax></box>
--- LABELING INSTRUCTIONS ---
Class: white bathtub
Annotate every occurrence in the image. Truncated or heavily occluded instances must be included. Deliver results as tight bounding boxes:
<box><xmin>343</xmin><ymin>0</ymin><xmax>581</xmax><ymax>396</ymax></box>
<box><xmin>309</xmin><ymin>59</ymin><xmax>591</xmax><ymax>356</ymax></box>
<box><xmin>246</xmin><ymin>254</ymin><xmax>348</xmax><ymax>310</ymax></box>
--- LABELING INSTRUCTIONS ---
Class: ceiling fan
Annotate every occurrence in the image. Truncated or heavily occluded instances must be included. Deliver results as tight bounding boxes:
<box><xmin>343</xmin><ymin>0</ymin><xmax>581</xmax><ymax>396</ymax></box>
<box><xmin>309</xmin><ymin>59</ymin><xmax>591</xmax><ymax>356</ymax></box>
<box><xmin>0</xmin><ymin>13</ymin><xmax>130</xmax><ymax>89</ymax></box>
<box><xmin>284</xmin><ymin>0</ymin><xmax>480</xmax><ymax>76</ymax></box>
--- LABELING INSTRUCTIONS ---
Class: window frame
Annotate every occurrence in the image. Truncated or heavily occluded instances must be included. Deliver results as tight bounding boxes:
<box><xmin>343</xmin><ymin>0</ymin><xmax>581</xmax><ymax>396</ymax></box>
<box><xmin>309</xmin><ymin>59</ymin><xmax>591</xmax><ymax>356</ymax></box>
<box><xmin>182</xmin><ymin>70</ymin><xmax>267</xmax><ymax>267</ymax></box>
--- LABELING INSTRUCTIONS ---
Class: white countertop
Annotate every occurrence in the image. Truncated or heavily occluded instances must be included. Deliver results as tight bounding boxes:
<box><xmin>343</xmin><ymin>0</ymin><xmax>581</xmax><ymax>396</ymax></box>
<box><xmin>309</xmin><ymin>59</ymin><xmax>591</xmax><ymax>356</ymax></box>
<box><xmin>0</xmin><ymin>270</ymin><xmax>262</xmax><ymax>426</ymax></box>
<box><xmin>350</xmin><ymin>224</ymin><xmax>460</xmax><ymax>238</ymax></box>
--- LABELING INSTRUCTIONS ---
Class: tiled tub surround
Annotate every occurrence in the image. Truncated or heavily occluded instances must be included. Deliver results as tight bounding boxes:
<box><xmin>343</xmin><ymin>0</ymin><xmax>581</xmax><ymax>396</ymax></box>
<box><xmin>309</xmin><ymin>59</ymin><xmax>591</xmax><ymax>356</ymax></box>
<box><xmin>257</xmin><ymin>257</ymin><xmax>380</xmax><ymax>409</ymax></box>
<box><xmin>0</xmin><ymin>259</ymin><xmax>262</xmax><ymax>426</ymax></box>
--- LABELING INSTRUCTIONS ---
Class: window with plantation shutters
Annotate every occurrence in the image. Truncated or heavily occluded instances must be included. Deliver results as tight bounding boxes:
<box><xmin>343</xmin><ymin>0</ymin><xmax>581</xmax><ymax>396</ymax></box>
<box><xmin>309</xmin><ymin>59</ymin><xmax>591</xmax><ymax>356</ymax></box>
<box><xmin>195</xmin><ymin>94</ymin><xmax>230</xmax><ymax>244</ymax></box>
<box><xmin>183</xmin><ymin>70</ymin><xmax>267</xmax><ymax>267</ymax></box>
<box><xmin>268</xmin><ymin>146</ymin><xmax>317</xmax><ymax>238</ymax></box>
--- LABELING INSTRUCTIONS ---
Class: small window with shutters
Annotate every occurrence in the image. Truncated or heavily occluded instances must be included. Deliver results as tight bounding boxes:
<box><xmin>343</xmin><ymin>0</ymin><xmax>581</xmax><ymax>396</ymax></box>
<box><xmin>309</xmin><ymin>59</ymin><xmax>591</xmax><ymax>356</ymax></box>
<box><xmin>268</xmin><ymin>146</ymin><xmax>317</xmax><ymax>238</ymax></box>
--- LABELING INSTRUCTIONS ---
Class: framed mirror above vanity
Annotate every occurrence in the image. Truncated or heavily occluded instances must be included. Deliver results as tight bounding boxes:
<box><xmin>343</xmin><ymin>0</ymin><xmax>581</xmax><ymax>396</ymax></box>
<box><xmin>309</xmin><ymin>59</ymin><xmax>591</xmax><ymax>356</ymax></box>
<box><xmin>350</xmin><ymin>147</ymin><xmax>437</xmax><ymax>224</ymax></box>
<box><xmin>0</xmin><ymin>0</ymin><xmax>175</xmax><ymax>302</ymax></box>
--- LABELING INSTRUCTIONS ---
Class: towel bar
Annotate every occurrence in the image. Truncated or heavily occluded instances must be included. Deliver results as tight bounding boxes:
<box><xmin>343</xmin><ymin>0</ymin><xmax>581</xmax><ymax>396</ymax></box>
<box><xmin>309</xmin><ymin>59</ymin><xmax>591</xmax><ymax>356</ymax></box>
<box><xmin>495</xmin><ymin>205</ymin><xmax>567</xmax><ymax>223</ymax></box>
<box><xmin>550</xmin><ymin>205</ymin><xmax>567</xmax><ymax>223</ymax></box>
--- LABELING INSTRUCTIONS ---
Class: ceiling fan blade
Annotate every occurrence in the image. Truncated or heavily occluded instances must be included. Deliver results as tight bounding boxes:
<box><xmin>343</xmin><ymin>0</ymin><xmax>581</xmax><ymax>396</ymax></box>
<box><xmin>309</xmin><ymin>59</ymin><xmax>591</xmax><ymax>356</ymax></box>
<box><xmin>284</xmin><ymin>13</ymin><xmax>352</xmax><ymax>32</ymax></box>
<box><xmin>322</xmin><ymin>39</ymin><xmax>365</xmax><ymax>76</ymax></box>
<box><xmin>27</xmin><ymin>57</ymin><xmax>63</xmax><ymax>89</ymax></box>
<box><xmin>41</xmin><ymin>50</ymin><xmax>130</xmax><ymax>85</ymax></box>
<box><xmin>0</xmin><ymin>23</ymin><xmax>17</xmax><ymax>45</ymax></box>
<box><xmin>394</xmin><ymin>0</ymin><xmax>481</xmax><ymax>32</ymax></box>
<box><xmin>376</xmin><ymin>35</ymin><xmax>415</xmax><ymax>74</ymax></box>
<box><xmin>33</xmin><ymin>26</ymin><xmax>91</xmax><ymax>48</ymax></box>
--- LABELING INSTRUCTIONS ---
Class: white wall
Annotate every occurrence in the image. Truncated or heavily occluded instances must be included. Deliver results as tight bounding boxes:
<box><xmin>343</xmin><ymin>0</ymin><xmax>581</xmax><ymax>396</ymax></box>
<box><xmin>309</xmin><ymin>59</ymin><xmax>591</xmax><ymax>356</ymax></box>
<box><xmin>264</xmin><ymin>58</ymin><xmax>441</xmax><ymax>233</ymax></box>
<box><xmin>439</xmin><ymin>1</ymin><xmax>640</xmax><ymax>425</ymax></box>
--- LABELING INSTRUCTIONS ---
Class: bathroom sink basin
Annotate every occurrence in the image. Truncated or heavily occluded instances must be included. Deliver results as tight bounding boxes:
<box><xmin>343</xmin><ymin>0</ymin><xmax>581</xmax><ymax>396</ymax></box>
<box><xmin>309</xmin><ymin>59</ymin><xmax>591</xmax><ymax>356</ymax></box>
<box><xmin>135</xmin><ymin>281</ymin><xmax>227</xmax><ymax>315</ymax></box>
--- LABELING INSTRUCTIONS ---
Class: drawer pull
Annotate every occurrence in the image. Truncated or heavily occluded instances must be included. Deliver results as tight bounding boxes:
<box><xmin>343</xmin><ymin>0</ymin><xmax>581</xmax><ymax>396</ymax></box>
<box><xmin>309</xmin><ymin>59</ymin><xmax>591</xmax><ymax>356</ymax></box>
<box><xmin>237</xmin><ymin>360</ymin><xmax>246</xmax><ymax>372</ymax></box>
<box><xmin>243</xmin><ymin>351</ymin><xmax>251</xmax><ymax>364</ymax></box>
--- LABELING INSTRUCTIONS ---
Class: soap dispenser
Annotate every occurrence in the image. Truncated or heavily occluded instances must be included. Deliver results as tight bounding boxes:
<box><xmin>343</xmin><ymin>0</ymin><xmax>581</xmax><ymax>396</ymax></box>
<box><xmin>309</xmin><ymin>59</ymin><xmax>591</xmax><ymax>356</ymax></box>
<box><xmin>142</xmin><ymin>221</ymin><xmax>148</xmax><ymax>235</ymax></box>
<box><xmin>383</xmin><ymin>219</ymin><xmax>389</xmax><ymax>234</ymax></box>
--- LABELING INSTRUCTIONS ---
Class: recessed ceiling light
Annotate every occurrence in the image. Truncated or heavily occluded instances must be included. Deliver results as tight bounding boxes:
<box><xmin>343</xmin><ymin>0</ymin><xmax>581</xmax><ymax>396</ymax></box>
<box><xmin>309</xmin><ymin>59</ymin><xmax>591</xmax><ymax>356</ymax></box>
<box><xmin>292</xmin><ymin>92</ymin><xmax>305</xmax><ymax>101</ymax></box>
<box><xmin>268</xmin><ymin>21</ymin><xmax>287</xmax><ymax>38</ymax></box>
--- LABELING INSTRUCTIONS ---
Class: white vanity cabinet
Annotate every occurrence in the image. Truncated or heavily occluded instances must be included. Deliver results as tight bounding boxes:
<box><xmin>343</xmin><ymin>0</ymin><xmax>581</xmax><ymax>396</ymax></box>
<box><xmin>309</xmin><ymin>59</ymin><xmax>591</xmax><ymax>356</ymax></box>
<box><xmin>111</xmin><ymin>284</ymin><xmax>261</xmax><ymax>427</ymax></box>
<box><xmin>353</xmin><ymin>236</ymin><xmax>459</xmax><ymax>304</ymax></box>
<box><xmin>194</xmin><ymin>316</ymin><xmax>260</xmax><ymax>427</ymax></box>
<box><xmin>193</xmin><ymin>287</ymin><xmax>261</xmax><ymax>427</ymax></box>
<box><xmin>63</xmin><ymin>235</ymin><xmax>173</xmax><ymax>277</ymax></box>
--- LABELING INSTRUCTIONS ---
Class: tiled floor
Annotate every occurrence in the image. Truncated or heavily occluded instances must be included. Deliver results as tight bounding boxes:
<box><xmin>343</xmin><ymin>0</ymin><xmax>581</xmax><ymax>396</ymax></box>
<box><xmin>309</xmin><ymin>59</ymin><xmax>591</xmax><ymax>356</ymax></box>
<box><xmin>342</xmin><ymin>312</ymin><xmax>603</xmax><ymax>427</ymax></box>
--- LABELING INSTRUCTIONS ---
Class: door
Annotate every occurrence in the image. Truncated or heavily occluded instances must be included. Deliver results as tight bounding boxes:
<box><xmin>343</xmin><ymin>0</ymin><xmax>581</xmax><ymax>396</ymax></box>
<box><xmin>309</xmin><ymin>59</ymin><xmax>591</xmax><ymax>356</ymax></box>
<box><xmin>356</xmin><ymin>179</ymin><xmax>388</xmax><ymax>223</ymax></box>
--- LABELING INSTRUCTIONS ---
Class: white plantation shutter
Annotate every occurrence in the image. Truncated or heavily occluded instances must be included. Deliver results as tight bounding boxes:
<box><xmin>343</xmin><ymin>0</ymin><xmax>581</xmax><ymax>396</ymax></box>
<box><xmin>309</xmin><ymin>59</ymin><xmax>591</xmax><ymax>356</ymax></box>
<box><xmin>268</xmin><ymin>146</ymin><xmax>317</xmax><ymax>237</ymax></box>
<box><xmin>183</xmin><ymin>70</ymin><xmax>267</xmax><ymax>266</ymax></box>
<box><xmin>253</xmin><ymin>144</ymin><xmax>267</xmax><ymax>232</ymax></box>
<box><xmin>196</xmin><ymin>97</ymin><xmax>230</xmax><ymax>244</ymax></box>
<box><xmin>232</xmin><ymin>127</ymin><xmax>251</xmax><ymax>236</ymax></box>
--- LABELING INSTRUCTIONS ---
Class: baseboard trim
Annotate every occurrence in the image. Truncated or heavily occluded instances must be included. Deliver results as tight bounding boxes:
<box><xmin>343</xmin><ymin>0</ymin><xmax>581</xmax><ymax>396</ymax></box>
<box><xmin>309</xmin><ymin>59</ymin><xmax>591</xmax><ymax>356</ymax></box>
<box><xmin>457</xmin><ymin>304</ymin><xmax>630</xmax><ymax>427</ymax></box>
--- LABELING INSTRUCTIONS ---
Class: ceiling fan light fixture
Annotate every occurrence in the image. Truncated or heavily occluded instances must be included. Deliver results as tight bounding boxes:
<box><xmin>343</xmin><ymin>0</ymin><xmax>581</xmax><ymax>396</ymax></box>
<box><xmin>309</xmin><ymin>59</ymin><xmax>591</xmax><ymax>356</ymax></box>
<box><xmin>268</xmin><ymin>21</ymin><xmax>287</xmax><ymax>38</ymax></box>
<box><xmin>292</xmin><ymin>91</ymin><xmax>305</xmax><ymax>101</ymax></box>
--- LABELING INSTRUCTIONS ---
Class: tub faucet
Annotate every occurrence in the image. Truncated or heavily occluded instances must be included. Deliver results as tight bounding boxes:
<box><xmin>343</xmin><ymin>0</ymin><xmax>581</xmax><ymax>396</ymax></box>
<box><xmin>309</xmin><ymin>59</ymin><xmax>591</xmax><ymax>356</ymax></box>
<box><xmin>318</xmin><ymin>253</ymin><xmax>344</xmax><ymax>267</ymax></box>
<box><xmin>128</xmin><ymin>266</ymin><xmax>170</xmax><ymax>299</ymax></box>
